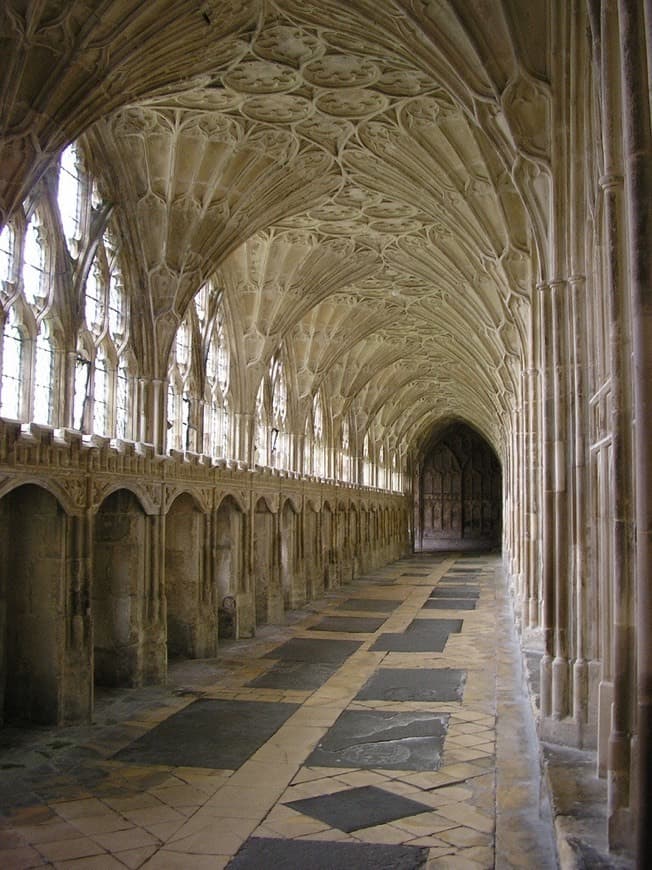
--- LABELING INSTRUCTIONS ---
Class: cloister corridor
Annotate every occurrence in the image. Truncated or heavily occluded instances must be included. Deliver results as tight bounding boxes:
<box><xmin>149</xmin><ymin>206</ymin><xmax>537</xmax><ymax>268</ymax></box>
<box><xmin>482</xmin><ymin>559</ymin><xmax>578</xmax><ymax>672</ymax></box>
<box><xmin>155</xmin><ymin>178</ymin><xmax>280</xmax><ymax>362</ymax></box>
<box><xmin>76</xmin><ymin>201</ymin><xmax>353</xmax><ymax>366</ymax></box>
<box><xmin>1</xmin><ymin>1</ymin><xmax>651</xmax><ymax>866</ymax></box>
<box><xmin>0</xmin><ymin>549</ymin><xmax>574</xmax><ymax>870</ymax></box>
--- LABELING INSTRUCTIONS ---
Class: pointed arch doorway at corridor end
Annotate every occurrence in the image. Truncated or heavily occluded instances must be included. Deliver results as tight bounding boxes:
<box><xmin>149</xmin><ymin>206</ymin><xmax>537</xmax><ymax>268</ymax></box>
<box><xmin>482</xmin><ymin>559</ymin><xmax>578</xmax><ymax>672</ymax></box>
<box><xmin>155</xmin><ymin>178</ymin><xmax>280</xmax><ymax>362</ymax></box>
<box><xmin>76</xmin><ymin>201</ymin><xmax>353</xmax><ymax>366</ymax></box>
<box><xmin>414</xmin><ymin>422</ymin><xmax>502</xmax><ymax>552</ymax></box>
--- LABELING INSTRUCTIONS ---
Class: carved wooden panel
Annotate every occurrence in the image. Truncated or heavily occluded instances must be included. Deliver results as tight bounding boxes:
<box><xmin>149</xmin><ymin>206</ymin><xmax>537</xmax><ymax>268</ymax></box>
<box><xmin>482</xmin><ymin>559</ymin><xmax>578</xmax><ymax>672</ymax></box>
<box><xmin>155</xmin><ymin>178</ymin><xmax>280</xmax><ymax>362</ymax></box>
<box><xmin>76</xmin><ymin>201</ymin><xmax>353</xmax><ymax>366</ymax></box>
<box><xmin>420</xmin><ymin>424</ymin><xmax>501</xmax><ymax>546</ymax></box>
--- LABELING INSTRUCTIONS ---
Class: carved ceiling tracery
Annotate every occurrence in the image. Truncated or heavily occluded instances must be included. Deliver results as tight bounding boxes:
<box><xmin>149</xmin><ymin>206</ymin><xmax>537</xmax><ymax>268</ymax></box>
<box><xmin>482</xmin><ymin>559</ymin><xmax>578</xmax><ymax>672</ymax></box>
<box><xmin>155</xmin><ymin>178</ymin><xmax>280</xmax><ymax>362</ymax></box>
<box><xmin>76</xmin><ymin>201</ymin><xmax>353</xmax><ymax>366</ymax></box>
<box><xmin>0</xmin><ymin>0</ymin><xmax>553</xmax><ymax>459</ymax></box>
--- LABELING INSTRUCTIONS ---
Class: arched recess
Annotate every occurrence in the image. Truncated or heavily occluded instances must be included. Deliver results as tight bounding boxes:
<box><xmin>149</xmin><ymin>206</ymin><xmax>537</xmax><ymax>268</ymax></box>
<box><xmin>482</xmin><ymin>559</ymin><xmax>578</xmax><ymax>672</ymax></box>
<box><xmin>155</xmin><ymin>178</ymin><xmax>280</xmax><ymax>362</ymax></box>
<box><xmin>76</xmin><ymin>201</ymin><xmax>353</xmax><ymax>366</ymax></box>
<box><xmin>280</xmin><ymin>498</ymin><xmax>302</xmax><ymax>609</ymax></box>
<box><xmin>417</xmin><ymin>422</ymin><xmax>502</xmax><ymax>550</ymax></box>
<box><xmin>336</xmin><ymin>501</ymin><xmax>348</xmax><ymax>586</ymax></box>
<box><xmin>360</xmin><ymin>504</ymin><xmax>370</xmax><ymax>573</ymax></box>
<box><xmin>93</xmin><ymin>489</ymin><xmax>148</xmax><ymax>687</ymax></box>
<box><xmin>349</xmin><ymin>504</ymin><xmax>359</xmax><ymax>581</ymax></box>
<box><xmin>304</xmin><ymin>500</ymin><xmax>322</xmax><ymax>601</ymax></box>
<box><xmin>165</xmin><ymin>492</ymin><xmax>213</xmax><ymax>659</ymax></box>
<box><xmin>214</xmin><ymin>494</ymin><xmax>245</xmax><ymax>640</ymax></box>
<box><xmin>253</xmin><ymin>496</ymin><xmax>281</xmax><ymax>626</ymax></box>
<box><xmin>321</xmin><ymin>501</ymin><xmax>334</xmax><ymax>589</ymax></box>
<box><xmin>0</xmin><ymin>484</ymin><xmax>67</xmax><ymax>725</ymax></box>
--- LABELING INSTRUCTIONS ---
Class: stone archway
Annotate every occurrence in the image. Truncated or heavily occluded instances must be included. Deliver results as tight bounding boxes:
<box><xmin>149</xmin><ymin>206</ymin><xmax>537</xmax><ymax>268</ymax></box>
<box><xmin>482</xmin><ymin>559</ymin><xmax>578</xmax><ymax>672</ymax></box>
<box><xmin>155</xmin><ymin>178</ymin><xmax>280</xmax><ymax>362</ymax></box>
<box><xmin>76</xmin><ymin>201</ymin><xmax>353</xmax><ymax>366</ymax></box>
<box><xmin>215</xmin><ymin>495</ymin><xmax>245</xmax><ymax>639</ymax></box>
<box><xmin>254</xmin><ymin>497</ymin><xmax>281</xmax><ymax>626</ymax></box>
<box><xmin>165</xmin><ymin>492</ymin><xmax>213</xmax><ymax>659</ymax></box>
<box><xmin>280</xmin><ymin>499</ymin><xmax>302</xmax><ymax>609</ymax></box>
<box><xmin>418</xmin><ymin>423</ymin><xmax>502</xmax><ymax>550</ymax></box>
<box><xmin>0</xmin><ymin>485</ymin><xmax>66</xmax><ymax>725</ymax></box>
<box><xmin>93</xmin><ymin>489</ymin><xmax>148</xmax><ymax>687</ymax></box>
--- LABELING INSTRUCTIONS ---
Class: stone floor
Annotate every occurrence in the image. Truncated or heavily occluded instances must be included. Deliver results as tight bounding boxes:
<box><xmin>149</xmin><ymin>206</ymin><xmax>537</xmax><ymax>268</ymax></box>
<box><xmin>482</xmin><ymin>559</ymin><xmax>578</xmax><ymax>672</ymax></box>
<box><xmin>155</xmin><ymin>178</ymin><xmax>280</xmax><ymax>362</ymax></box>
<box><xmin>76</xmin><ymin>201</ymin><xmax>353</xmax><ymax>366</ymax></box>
<box><xmin>0</xmin><ymin>553</ymin><xmax>567</xmax><ymax>868</ymax></box>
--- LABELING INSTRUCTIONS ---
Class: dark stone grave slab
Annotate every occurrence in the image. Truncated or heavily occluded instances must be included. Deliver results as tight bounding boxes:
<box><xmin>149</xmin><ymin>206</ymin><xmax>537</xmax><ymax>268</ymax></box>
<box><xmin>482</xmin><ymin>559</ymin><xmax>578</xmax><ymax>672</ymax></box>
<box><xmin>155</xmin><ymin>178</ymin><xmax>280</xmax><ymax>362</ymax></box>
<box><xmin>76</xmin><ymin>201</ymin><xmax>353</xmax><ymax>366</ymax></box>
<box><xmin>430</xmin><ymin>586</ymin><xmax>479</xmax><ymax>599</ymax></box>
<box><xmin>423</xmin><ymin>598</ymin><xmax>476</xmax><ymax>611</ymax></box>
<box><xmin>113</xmin><ymin>699</ymin><xmax>298</xmax><ymax>769</ymax></box>
<box><xmin>370</xmin><ymin>618</ymin><xmax>463</xmax><ymax>653</ymax></box>
<box><xmin>246</xmin><ymin>661</ymin><xmax>338</xmax><ymax>690</ymax></box>
<box><xmin>354</xmin><ymin>578</ymin><xmax>398</xmax><ymax>586</ymax></box>
<box><xmin>309</xmin><ymin>616</ymin><xmax>386</xmax><ymax>633</ymax></box>
<box><xmin>226</xmin><ymin>837</ymin><xmax>428</xmax><ymax>869</ymax></box>
<box><xmin>336</xmin><ymin>598</ymin><xmax>401</xmax><ymax>613</ymax></box>
<box><xmin>354</xmin><ymin>667</ymin><xmax>466</xmax><ymax>702</ymax></box>
<box><xmin>264</xmin><ymin>637</ymin><xmax>362</xmax><ymax>663</ymax></box>
<box><xmin>400</xmin><ymin>572</ymin><xmax>431</xmax><ymax>577</ymax></box>
<box><xmin>306</xmin><ymin>709</ymin><xmax>449</xmax><ymax>770</ymax></box>
<box><xmin>285</xmin><ymin>784</ymin><xmax>432</xmax><ymax>832</ymax></box>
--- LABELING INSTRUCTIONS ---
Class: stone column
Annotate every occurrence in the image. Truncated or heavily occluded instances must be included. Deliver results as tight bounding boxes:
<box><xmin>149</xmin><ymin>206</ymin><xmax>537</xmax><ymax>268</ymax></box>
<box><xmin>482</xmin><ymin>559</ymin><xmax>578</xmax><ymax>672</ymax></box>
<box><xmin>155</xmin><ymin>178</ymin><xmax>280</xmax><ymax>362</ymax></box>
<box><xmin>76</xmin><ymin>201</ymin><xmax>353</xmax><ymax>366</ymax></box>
<box><xmin>569</xmin><ymin>274</ymin><xmax>590</xmax><ymax>736</ymax></box>
<box><xmin>539</xmin><ymin>281</ymin><xmax>555</xmax><ymax>719</ymax></box>
<box><xmin>550</xmin><ymin>279</ymin><xmax>570</xmax><ymax>723</ymax></box>
<box><xmin>138</xmin><ymin>376</ymin><xmax>166</xmax><ymax>451</ymax></box>
<box><xmin>617</xmin><ymin>0</ymin><xmax>652</xmax><ymax>860</ymax></box>
<box><xmin>142</xmin><ymin>511</ymin><xmax>166</xmax><ymax>685</ymax></box>
<box><xmin>234</xmin><ymin>412</ymin><xmax>252</xmax><ymax>465</ymax></box>
<box><xmin>597</xmin><ymin>2</ymin><xmax>636</xmax><ymax>847</ymax></box>
<box><xmin>63</xmin><ymin>510</ymin><xmax>93</xmax><ymax>723</ymax></box>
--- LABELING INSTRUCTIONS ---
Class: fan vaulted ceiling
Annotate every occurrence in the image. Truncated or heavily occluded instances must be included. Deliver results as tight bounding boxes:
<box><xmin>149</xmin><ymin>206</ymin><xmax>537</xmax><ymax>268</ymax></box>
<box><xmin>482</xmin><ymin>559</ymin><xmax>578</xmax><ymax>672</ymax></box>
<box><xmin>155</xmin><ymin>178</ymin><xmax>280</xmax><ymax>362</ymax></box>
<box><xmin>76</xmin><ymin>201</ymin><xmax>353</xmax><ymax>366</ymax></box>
<box><xmin>0</xmin><ymin>0</ymin><xmax>552</xmax><ymax>460</ymax></box>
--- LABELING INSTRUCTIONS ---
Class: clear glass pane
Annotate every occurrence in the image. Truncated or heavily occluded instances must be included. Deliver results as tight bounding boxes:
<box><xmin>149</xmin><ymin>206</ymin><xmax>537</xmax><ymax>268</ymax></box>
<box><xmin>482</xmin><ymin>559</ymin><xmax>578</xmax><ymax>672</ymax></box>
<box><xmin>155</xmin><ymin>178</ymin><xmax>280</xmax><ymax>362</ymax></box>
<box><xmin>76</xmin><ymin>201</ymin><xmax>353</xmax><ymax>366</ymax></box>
<box><xmin>1</xmin><ymin>314</ymin><xmax>22</xmax><ymax>418</ymax></box>
<box><xmin>58</xmin><ymin>144</ymin><xmax>81</xmax><ymax>249</ymax></box>
<box><xmin>22</xmin><ymin>214</ymin><xmax>45</xmax><ymax>305</ymax></box>
<box><xmin>0</xmin><ymin>223</ymin><xmax>15</xmax><ymax>284</ymax></box>
<box><xmin>73</xmin><ymin>353</ymin><xmax>89</xmax><ymax>430</ymax></box>
<box><xmin>175</xmin><ymin>319</ymin><xmax>190</xmax><ymax>369</ymax></box>
<box><xmin>33</xmin><ymin>331</ymin><xmax>54</xmax><ymax>425</ymax></box>
<box><xmin>85</xmin><ymin>260</ymin><xmax>104</xmax><ymax>333</ymax></box>
<box><xmin>93</xmin><ymin>351</ymin><xmax>109</xmax><ymax>435</ymax></box>
<box><xmin>116</xmin><ymin>364</ymin><xmax>129</xmax><ymax>439</ymax></box>
<box><xmin>108</xmin><ymin>266</ymin><xmax>125</xmax><ymax>338</ymax></box>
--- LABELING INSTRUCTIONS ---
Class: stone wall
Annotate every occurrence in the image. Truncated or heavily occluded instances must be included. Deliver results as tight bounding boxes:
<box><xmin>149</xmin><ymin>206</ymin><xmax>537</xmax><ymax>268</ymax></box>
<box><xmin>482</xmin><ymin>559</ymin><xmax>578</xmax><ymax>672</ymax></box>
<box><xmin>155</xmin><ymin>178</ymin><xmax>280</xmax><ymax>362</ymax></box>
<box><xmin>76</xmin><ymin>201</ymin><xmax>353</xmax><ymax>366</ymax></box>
<box><xmin>0</xmin><ymin>419</ymin><xmax>409</xmax><ymax>726</ymax></box>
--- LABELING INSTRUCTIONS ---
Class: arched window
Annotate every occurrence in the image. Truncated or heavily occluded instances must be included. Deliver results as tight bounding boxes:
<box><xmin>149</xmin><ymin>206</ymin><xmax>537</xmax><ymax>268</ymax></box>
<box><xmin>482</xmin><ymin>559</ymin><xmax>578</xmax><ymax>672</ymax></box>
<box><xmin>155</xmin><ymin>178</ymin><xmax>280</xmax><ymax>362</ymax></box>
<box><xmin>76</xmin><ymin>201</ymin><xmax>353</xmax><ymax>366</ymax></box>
<box><xmin>84</xmin><ymin>259</ymin><xmax>104</xmax><ymax>336</ymax></box>
<box><xmin>340</xmin><ymin>416</ymin><xmax>351</xmax><ymax>483</ymax></box>
<box><xmin>22</xmin><ymin>212</ymin><xmax>46</xmax><ymax>307</ymax></box>
<box><xmin>363</xmin><ymin>432</ymin><xmax>371</xmax><ymax>486</ymax></box>
<box><xmin>0</xmin><ymin>222</ymin><xmax>15</xmax><ymax>286</ymax></box>
<box><xmin>108</xmin><ymin>264</ymin><xmax>125</xmax><ymax>340</ymax></box>
<box><xmin>58</xmin><ymin>143</ymin><xmax>83</xmax><ymax>252</ymax></box>
<box><xmin>271</xmin><ymin>358</ymin><xmax>288</xmax><ymax>469</ymax></box>
<box><xmin>115</xmin><ymin>359</ymin><xmax>130</xmax><ymax>440</ymax></box>
<box><xmin>167</xmin><ymin>310</ymin><xmax>196</xmax><ymax>453</ymax></box>
<box><xmin>255</xmin><ymin>378</ymin><xmax>267</xmax><ymax>465</ymax></box>
<box><xmin>93</xmin><ymin>345</ymin><xmax>110</xmax><ymax>436</ymax></box>
<box><xmin>167</xmin><ymin>379</ymin><xmax>182</xmax><ymax>451</ymax></box>
<box><xmin>32</xmin><ymin>325</ymin><xmax>56</xmax><ymax>426</ymax></box>
<box><xmin>176</xmin><ymin>318</ymin><xmax>190</xmax><ymax>373</ymax></box>
<box><xmin>73</xmin><ymin>340</ymin><xmax>91</xmax><ymax>431</ymax></box>
<box><xmin>312</xmin><ymin>391</ymin><xmax>325</xmax><ymax>477</ymax></box>
<box><xmin>204</xmin><ymin>301</ymin><xmax>230</xmax><ymax>458</ymax></box>
<box><xmin>1</xmin><ymin>310</ymin><xmax>23</xmax><ymax>418</ymax></box>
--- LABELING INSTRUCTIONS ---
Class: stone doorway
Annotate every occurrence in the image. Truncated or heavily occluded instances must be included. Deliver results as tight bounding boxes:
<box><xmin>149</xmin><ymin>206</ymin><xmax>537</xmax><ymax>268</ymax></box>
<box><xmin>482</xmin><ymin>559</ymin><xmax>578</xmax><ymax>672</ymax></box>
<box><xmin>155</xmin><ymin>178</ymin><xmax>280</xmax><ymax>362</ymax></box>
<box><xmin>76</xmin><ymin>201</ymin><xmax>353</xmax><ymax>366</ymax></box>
<box><xmin>416</xmin><ymin>423</ymin><xmax>502</xmax><ymax>550</ymax></box>
<box><xmin>0</xmin><ymin>485</ymin><xmax>66</xmax><ymax>725</ymax></box>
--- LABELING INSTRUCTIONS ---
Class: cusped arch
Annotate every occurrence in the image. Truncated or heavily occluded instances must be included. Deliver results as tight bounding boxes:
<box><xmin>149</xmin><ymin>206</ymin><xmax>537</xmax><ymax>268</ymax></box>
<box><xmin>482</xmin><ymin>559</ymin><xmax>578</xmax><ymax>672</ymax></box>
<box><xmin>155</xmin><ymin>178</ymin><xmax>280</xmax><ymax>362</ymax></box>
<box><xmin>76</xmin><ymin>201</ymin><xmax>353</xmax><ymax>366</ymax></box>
<box><xmin>281</xmin><ymin>493</ymin><xmax>302</xmax><ymax>515</ymax></box>
<box><xmin>93</xmin><ymin>481</ymin><xmax>157</xmax><ymax>515</ymax></box>
<box><xmin>255</xmin><ymin>493</ymin><xmax>277</xmax><ymax>514</ymax></box>
<box><xmin>216</xmin><ymin>490</ymin><xmax>247</xmax><ymax>514</ymax></box>
<box><xmin>0</xmin><ymin>475</ymin><xmax>77</xmax><ymax>515</ymax></box>
<box><xmin>164</xmin><ymin>486</ymin><xmax>209</xmax><ymax>516</ymax></box>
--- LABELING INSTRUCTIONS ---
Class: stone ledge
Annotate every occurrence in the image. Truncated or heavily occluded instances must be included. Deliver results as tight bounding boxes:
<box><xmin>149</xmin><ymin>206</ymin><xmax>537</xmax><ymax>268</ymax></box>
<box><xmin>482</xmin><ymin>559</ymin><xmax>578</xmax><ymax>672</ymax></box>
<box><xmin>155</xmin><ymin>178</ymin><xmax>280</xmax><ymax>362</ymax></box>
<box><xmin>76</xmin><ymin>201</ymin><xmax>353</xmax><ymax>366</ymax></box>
<box><xmin>542</xmin><ymin>743</ymin><xmax>634</xmax><ymax>870</ymax></box>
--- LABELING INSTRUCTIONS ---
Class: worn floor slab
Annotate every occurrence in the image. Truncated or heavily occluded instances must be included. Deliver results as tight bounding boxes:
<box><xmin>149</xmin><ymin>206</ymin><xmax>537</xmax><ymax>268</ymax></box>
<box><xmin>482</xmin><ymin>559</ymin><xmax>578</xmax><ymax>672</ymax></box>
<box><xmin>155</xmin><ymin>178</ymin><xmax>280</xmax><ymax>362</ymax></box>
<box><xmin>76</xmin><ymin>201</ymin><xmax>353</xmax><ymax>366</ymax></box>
<box><xmin>0</xmin><ymin>552</ymin><xmax>565</xmax><ymax>870</ymax></box>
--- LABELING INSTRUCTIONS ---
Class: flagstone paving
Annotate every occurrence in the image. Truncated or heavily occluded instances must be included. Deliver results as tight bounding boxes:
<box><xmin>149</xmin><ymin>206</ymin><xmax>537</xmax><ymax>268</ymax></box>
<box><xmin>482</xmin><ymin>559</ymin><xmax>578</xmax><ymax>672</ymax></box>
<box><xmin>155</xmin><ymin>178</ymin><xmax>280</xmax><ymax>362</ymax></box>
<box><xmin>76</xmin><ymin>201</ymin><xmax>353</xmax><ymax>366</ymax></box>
<box><xmin>0</xmin><ymin>552</ymin><xmax>560</xmax><ymax>869</ymax></box>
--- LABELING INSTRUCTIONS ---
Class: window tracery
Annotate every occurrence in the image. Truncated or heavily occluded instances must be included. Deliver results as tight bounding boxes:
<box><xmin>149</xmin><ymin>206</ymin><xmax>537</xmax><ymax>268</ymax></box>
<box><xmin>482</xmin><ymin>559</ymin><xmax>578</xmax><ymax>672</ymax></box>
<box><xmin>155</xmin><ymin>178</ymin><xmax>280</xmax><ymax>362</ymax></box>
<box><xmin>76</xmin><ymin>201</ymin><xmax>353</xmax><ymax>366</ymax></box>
<box><xmin>271</xmin><ymin>357</ymin><xmax>289</xmax><ymax>469</ymax></box>
<box><xmin>312</xmin><ymin>391</ymin><xmax>325</xmax><ymax>477</ymax></box>
<box><xmin>1</xmin><ymin>309</ymin><xmax>23</xmax><ymax>419</ymax></box>
<box><xmin>57</xmin><ymin>143</ymin><xmax>83</xmax><ymax>253</ymax></box>
<box><xmin>203</xmin><ymin>285</ymin><xmax>231</xmax><ymax>459</ymax></box>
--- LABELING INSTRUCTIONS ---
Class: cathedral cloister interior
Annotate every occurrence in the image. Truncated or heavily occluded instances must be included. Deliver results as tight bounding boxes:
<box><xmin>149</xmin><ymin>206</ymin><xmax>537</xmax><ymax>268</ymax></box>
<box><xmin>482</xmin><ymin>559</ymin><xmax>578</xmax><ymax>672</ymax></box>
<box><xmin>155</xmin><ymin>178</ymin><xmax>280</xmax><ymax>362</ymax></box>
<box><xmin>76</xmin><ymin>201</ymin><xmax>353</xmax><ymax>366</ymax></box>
<box><xmin>0</xmin><ymin>2</ymin><xmax>650</xmax><ymax>868</ymax></box>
